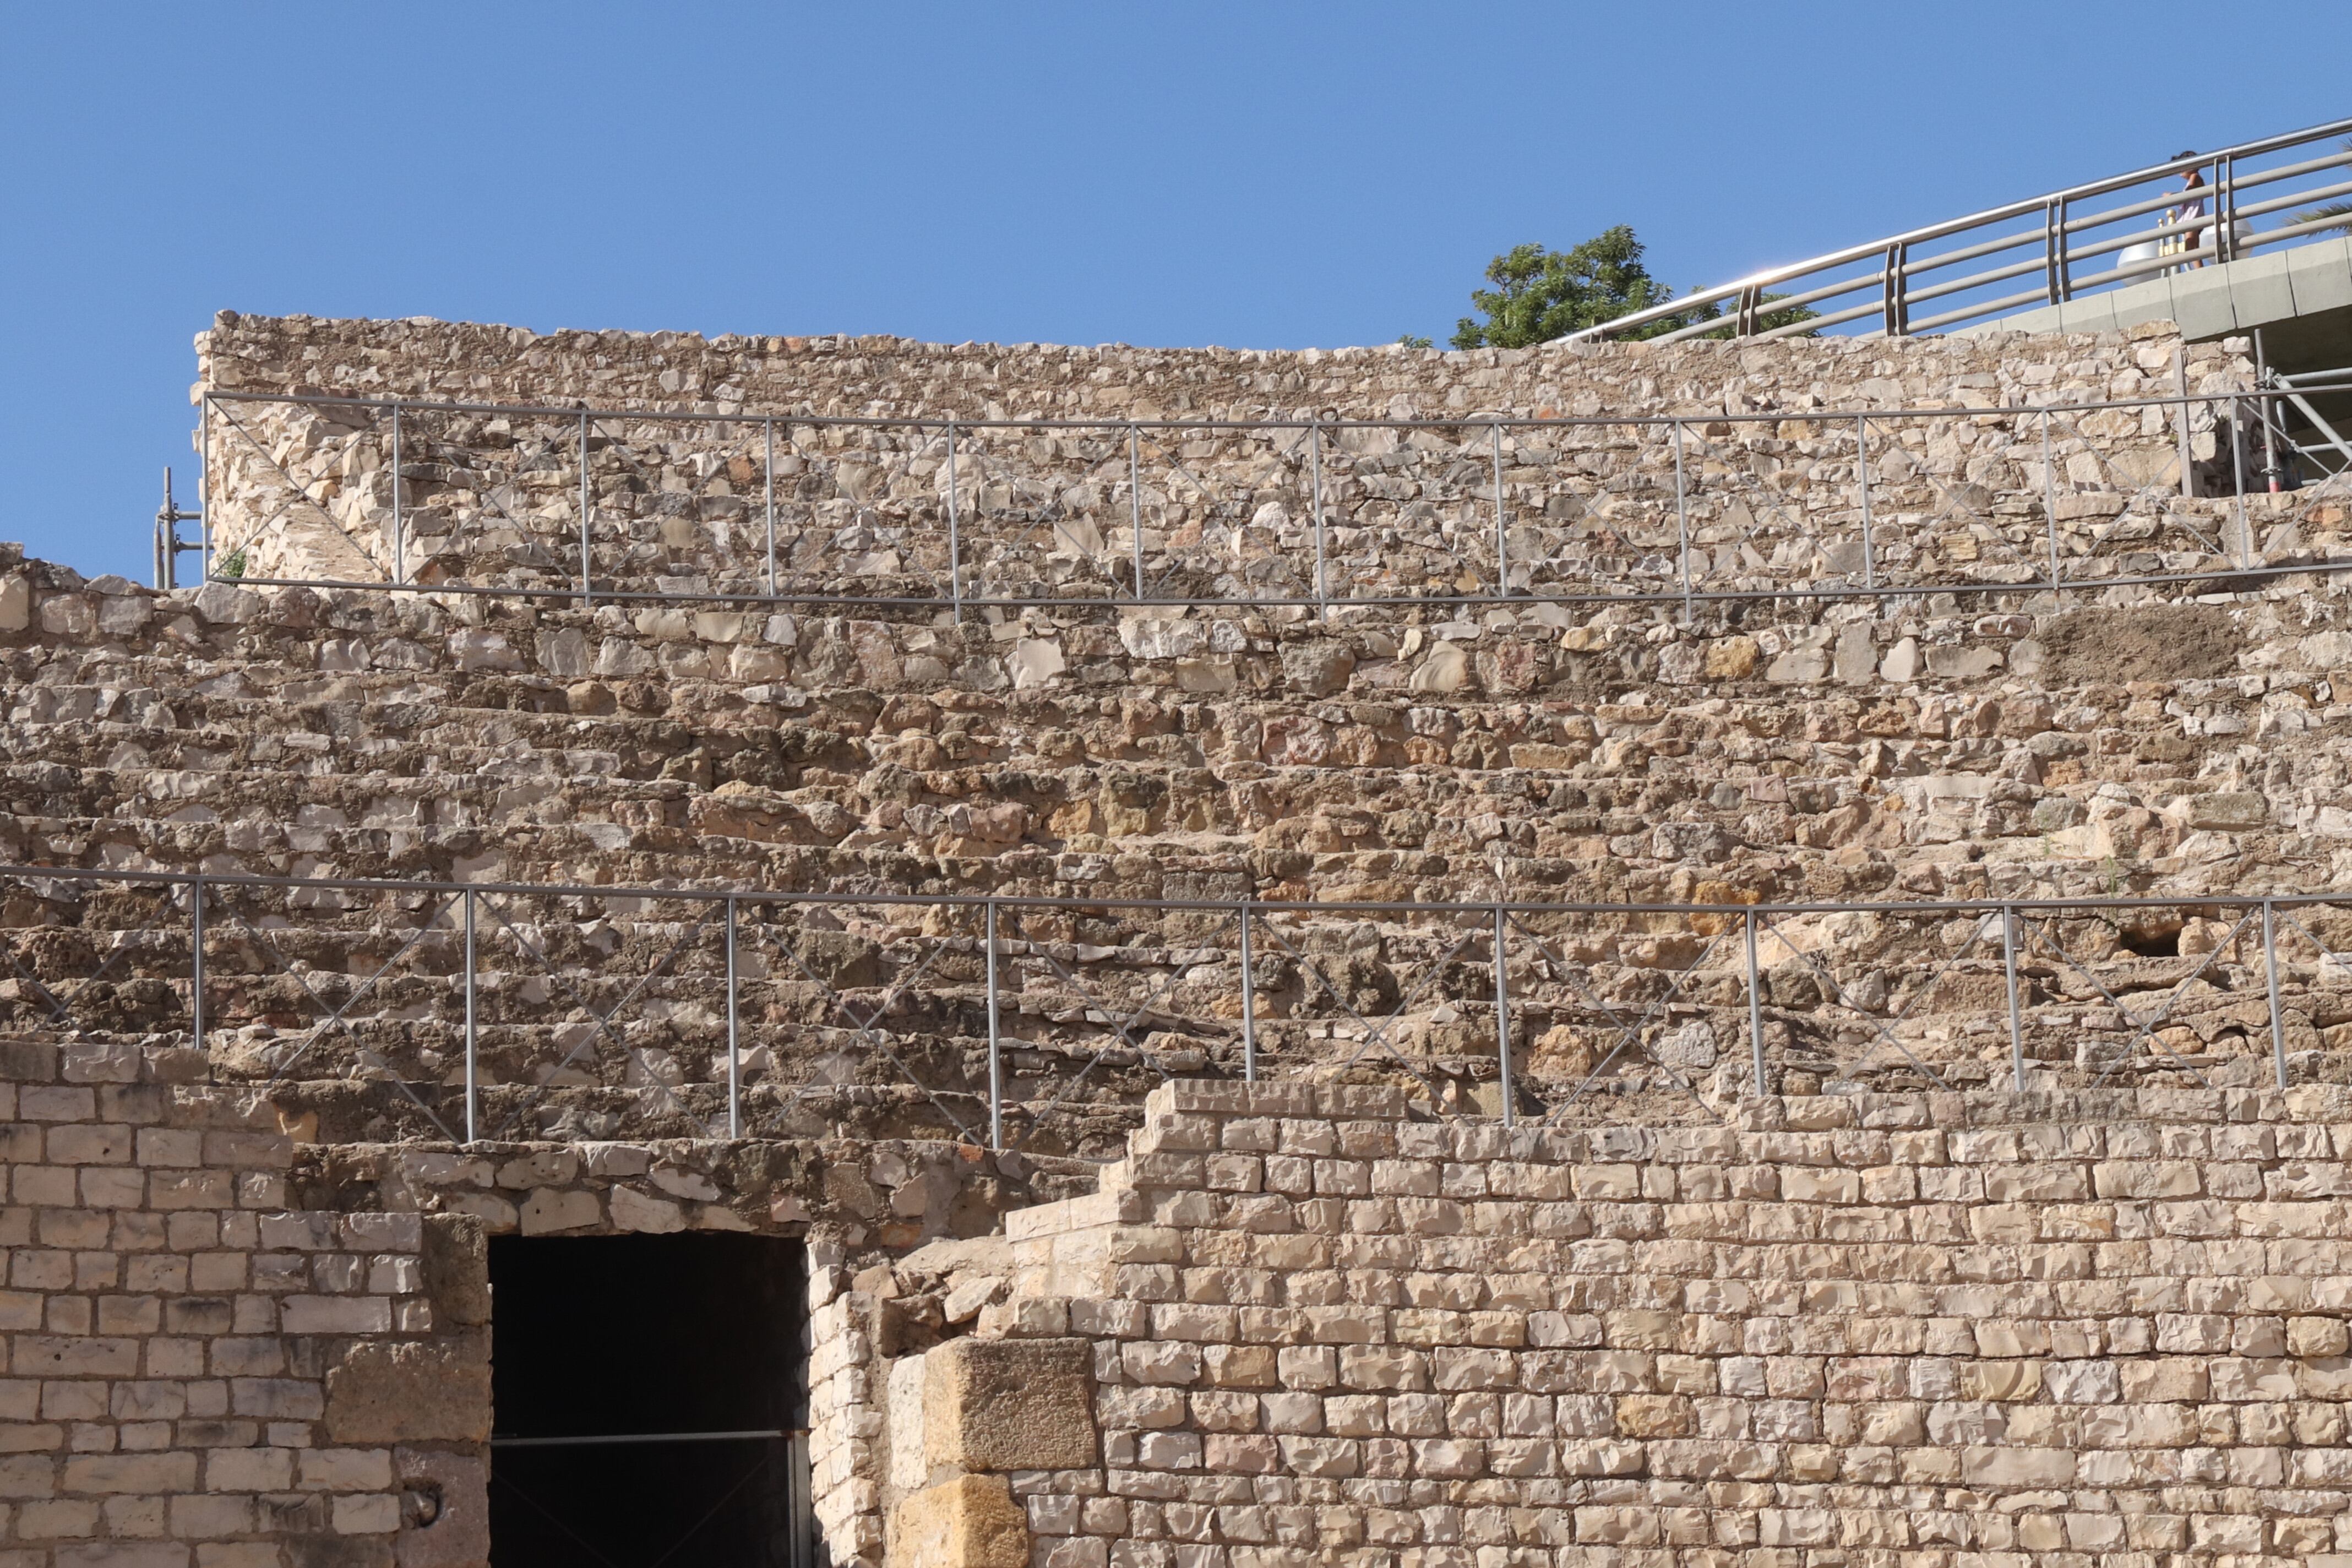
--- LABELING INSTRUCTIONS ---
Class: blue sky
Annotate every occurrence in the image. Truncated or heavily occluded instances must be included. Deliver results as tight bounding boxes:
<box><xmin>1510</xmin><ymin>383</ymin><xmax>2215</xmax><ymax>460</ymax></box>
<box><xmin>4</xmin><ymin>1</ymin><xmax>2349</xmax><ymax>581</ymax></box>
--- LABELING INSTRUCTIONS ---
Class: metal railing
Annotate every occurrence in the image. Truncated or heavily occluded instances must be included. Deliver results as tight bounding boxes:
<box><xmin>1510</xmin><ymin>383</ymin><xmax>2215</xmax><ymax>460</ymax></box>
<box><xmin>7</xmin><ymin>863</ymin><xmax>2351</xmax><ymax>1153</ymax></box>
<box><xmin>1576</xmin><ymin>118</ymin><xmax>2352</xmax><ymax>344</ymax></box>
<box><xmin>193</xmin><ymin>381</ymin><xmax>2352</xmax><ymax>613</ymax></box>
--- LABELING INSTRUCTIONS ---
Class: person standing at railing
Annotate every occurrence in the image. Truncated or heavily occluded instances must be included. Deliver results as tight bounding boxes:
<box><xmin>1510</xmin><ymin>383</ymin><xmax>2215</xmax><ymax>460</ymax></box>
<box><xmin>2163</xmin><ymin>154</ymin><xmax>2211</xmax><ymax>271</ymax></box>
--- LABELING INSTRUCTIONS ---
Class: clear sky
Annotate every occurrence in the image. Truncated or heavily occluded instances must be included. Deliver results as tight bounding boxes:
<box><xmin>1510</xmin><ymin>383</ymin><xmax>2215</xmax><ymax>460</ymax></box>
<box><xmin>4</xmin><ymin>1</ymin><xmax>2349</xmax><ymax>582</ymax></box>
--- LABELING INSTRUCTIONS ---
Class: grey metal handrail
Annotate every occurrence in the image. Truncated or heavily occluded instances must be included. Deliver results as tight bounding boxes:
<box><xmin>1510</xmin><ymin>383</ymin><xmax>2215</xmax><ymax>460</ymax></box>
<box><xmin>1574</xmin><ymin>117</ymin><xmax>2352</xmax><ymax>343</ymax></box>
<box><xmin>4</xmin><ymin>862</ymin><xmax>2348</xmax><ymax>1142</ymax></box>
<box><xmin>196</xmin><ymin>380</ymin><xmax>2352</xmax><ymax>616</ymax></box>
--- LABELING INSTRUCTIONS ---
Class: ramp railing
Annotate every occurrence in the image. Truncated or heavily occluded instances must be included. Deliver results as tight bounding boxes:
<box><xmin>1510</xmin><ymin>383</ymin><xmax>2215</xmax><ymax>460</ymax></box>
<box><xmin>1573</xmin><ymin>118</ymin><xmax>2352</xmax><ymax>344</ymax></box>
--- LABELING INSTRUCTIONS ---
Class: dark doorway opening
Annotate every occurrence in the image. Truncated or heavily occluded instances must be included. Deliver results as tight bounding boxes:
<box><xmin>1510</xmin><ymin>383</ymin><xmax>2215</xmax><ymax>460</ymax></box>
<box><xmin>488</xmin><ymin>1233</ymin><xmax>807</xmax><ymax>1568</ymax></box>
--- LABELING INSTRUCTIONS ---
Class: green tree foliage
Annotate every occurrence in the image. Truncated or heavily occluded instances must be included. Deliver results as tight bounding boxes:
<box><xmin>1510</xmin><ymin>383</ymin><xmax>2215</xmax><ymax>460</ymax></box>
<box><xmin>1450</xmin><ymin>228</ymin><xmax>1679</xmax><ymax>349</ymax></box>
<box><xmin>1442</xmin><ymin>226</ymin><xmax>1814</xmax><ymax>348</ymax></box>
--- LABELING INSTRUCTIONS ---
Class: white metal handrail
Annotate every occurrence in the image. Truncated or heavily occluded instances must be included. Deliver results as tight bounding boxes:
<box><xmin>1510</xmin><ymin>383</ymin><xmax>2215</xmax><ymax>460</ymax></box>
<box><xmin>1575</xmin><ymin>117</ymin><xmax>2352</xmax><ymax>343</ymax></box>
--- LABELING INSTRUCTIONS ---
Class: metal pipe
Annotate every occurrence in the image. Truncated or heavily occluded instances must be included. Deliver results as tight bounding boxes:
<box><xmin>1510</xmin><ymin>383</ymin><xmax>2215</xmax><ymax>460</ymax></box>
<box><xmin>2256</xmin><ymin>330</ymin><xmax>2283</xmax><ymax>496</ymax></box>
<box><xmin>945</xmin><ymin>420</ymin><xmax>962</xmax><ymax>622</ymax></box>
<box><xmin>1571</xmin><ymin>115</ymin><xmax>2352</xmax><ymax>340</ymax></box>
<box><xmin>2002</xmin><ymin>905</ymin><xmax>2025</xmax><ymax>1092</ymax></box>
<box><xmin>25</xmin><ymin>861</ymin><xmax>2352</xmax><ymax>924</ymax></box>
<box><xmin>1854</xmin><ymin>415</ymin><xmax>1874</xmax><ymax>586</ymax></box>
<box><xmin>1491</xmin><ymin>424</ymin><xmax>1510</xmax><ymax>597</ymax></box>
<box><xmin>1310</xmin><ymin>423</ymin><xmax>1327</xmax><ymax>614</ymax></box>
<box><xmin>389</xmin><ymin>402</ymin><xmax>404</xmax><ymax>586</ymax></box>
<box><xmin>491</xmin><ymin>1430</ymin><xmax>792</xmax><ymax>1450</ymax></box>
<box><xmin>1129</xmin><ymin>426</ymin><xmax>1145</xmax><ymax>599</ymax></box>
<box><xmin>984</xmin><ymin>901</ymin><xmax>1003</xmax><ymax>1150</ymax></box>
<box><xmin>726</xmin><ymin>896</ymin><xmax>741</xmax><ymax>1139</ymax></box>
<box><xmin>577</xmin><ymin>411</ymin><xmax>592</xmax><ymax>609</ymax></box>
<box><xmin>463</xmin><ymin>888</ymin><xmax>477</xmax><ymax>1144</ymax></box>
<box><xmin>1745</xmin><ymin>911</ymin><xmax>1766</xmax><ymax>1097</ymax></box>
<box><xmin>1491</xmin><ymin>905</ymin><xmax>1512</xmax><ymax>1128</ymax></box>
<box><xmin>1673</xmin><ymin>420</ymin><xmax>1693</xmax><ymax>620</ymax></box>
<box><xmin>2175</xmin><ymin>347</ymin><xmax>2196</xmax><ymax>500</ymax></box>
<box><xmin>2231</xmin><ymin>394</ymin><xmax>2250</xmax><ymax>562</ymax></box>
<box><xmin>201</xmin><ymin>382</ymin><xmax>2321</xmax><ymax>434</ymax></box>
<box><xmin>198</xmin><ymin>397</ymin><xmax>213</xmax><ymax>582</ymax></box>
<box><xmin>189</xmin><ymin>875</ymin><xmax>205</xmax><ymax>1053</ymax></box>
<box><xmin>1238</xmin><ymin>906</ymin><xmax>1257</xmax><ymax>1082</ymax></box>
<box><xmin>2042</xmin><ymin>410</ymin><xmax>2062</xmax><ymax>583</ymax></box>
<box><xmin>2265</xmin><ymin>900</ymin><xmax>2288</xmax><ymax>1091</ymax></box>
<box><xmin>764</xmin><ymin>418</ymin><xmax>777</xmax><ymax>597</ymax></box>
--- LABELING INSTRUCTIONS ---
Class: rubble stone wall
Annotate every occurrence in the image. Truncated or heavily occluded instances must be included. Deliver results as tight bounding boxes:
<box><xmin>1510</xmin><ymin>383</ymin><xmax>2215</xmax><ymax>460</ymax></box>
<box><xmin>193</xmin><ymin>314</ymin><xmax>2273</xmax><ymax>603</ymax></box>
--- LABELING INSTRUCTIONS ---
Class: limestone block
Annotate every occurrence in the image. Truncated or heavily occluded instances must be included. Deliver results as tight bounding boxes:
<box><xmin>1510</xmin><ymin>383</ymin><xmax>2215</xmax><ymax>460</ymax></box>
<box><xmin>0</xmin><ymin>575</ymin><xmax>25</xmax><ymax>632</ymax></box>
<box><xmin>325</xmin><ymin>1336</ymin><xmax>491</xmax><ymax>1444</ymax></box>
<box><xmin>1008</xmin><ymin>637</ymin><xmax>1065</xmax><ymax>689</ymax></box>
<box><xmin>1880</xmin><ymin>635</ymin><xmax>1921</xmax><ymax>682</ymax></box>
<box><xmin>923</xmin><ymin>1337</ymin><xmax>1097</xmax><ymax>1471</ymax></box>
<box><xmin>394</xmin><ymin>1447</ymin><xmax>488</xmax><ymax>1568</ymax></box>
<box><xmin>1408</xmin><ymin>644</ymin><xmax>1468</xmax><ymax>694</ymax></box>
<box><xmin>889</xmin><ymin>1474</ymin><xmax>1028</xmax><ymax>1568</ymax></box>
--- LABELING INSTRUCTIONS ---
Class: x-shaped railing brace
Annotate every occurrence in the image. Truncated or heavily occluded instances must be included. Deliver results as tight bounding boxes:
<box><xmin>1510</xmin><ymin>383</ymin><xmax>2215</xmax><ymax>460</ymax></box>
<box><xmin>208</xmin><ymin>400</ymin><xmax>398</xmax><ymax>581</ymax></box>
<box><xmin>993</xmin><ymin>911</ymin><xmax>1198</xmax><ymax>1153</ymax></box>
<box><xmin>758</xmin><ymin>916</ymin><xmax>986</xmax><ymax>1146</ymax></box>
<box><xmin>1253</xmin><ymin>916</ymin><xmax>1480</xmax><ymax>1115</ymax></box>
<box><xmin>2017</xmin><ymin>910</ymin><xmax>2248</xmax><ymax>1090</ymax></box>
<box><xmin>484</xmin><ymin>897</ymin><xmax>718</xmax><ymax>1141</ymax></box>
<box><xmin>1755</xmin><ymin>910</ymin><xmax>1968</xmax><ymax>1093</ymax></box>
<box><xmin>1507</xmin><ymin>917</ymin><xmax>1725</xmax><ymax>1123</ymax></box>
<box><xmin>0</xmin><ymin>887</ymin><xmax>181</xmax><ymax>1029</ymax></box>
<box><xmin>209</xmin><ymin>890</ymin><xmax>461</xmax><ymax>1142</ymax></box>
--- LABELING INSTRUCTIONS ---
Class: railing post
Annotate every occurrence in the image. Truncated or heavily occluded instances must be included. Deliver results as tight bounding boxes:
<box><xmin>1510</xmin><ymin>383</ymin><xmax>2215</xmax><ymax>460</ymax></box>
<box><xmin>945</xmin><ymin>420</ymin><xmax>962</xmax><ymax>623</ymax></box>
<box><xmin>198</xmin><ymin>396</ymin><xmax>213</xmax><ymax>582</ymax></box>
<box><xmin>462</xmin><ymin>888</ymin><xmax>477</xmax><ymax>1145</ymax></box>
<box><xmin>1238</xmin><ymin>905</ymin><xmax>1257</xmax><ymax>1083</ymax></box>
<box><xmin>2264</xmin><ymin>900</ymin><xmax>2288</xmax><ymax>1091</ymax></box>
<box><xmin>2042</xmin><ymin>409</ymin><xmax>2062</xmax><ymax>585</ymax></box>
<box><xmin>1490</xmin><ymin>424</ymin><xmax>1510</xmax><ymax>598</ymax></box>
<box><xmin>389</xmin><ymin>402</ymin><xmax>404</xmax><ymax>586</ymax></box>
<box><xmin>725</xmin><ymin>896</ymin><xmax>742</xmax><ymax>1139</ymax></box>
<box><xmin>1491</xmin><ymin>905</ymin><xmax>1513</xmax><ymax>1128</ymax></box>
<box><xmin>2174</xmin><ymin>345</ymin><xmax>2196</xmax><ymax>502</ymax></box>
<box><xmin>2230</xmin><ymin>393</ymin><xmax>2250</xmax><ymax>564</ymax></box>
<box><xmin>577</xmin><ymin>411</ymin><xmax>593</xmax><ymax>609</ymax></box>
<box><xmin>1310</xmin><ymin>423</ymin><xmax>1329</xmax><ymax>617</ymax></box>
<box><xmin>984</xmin><ymin>901</ymin><xmax>1003</xmax><ymax>1150</ymax></box>
<box><xmin>1745</xmin><ymin>911</ymin><xmax>1766</xmax><ymax>1097</ymax></box>
<box><xmin>1670</xmin><ymin>420</ymin><xmax>1694</xmax><ymax>622</ymax></box>
<box><xmin>1882</xmin><ymin>242</ymin><xmax>1907</xmax><ymax>336</ymax></box>
<box><xmin>189</xmin><ymin>874</ymin><xmax>205</xmax><ymax>1054</ymax></box>
<box><xmin>2001</xmin><ymin>905</ymin><xmax>2025</xmax><ymax>1092</ymax></box>
<box><xmin>2218</xmin><ymin>155</ymin><xmax>2239</xmax><ymax>265</ymax></box>
<box><xmin>763</xmin><ymin>418</ymin><xmax>777</xmax><ymax>598</ymax></box>
<box><xmin>1854</xmin><ymin>415</ymin><xmax>1875</xmax><ymax>587</ymax></box>
<box><xmin>1128</xmin><ymin>426</ymin><xmax>1146</xmax><ymax>601</ymax></box>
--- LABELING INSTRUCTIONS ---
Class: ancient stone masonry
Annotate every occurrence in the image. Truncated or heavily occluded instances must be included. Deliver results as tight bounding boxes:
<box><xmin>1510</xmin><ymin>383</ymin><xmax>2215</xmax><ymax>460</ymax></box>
<box><xmin>872</xmin><ymin>1077</ymin><xmax>2352</xmax><ymax>1567</ymax></box>
<box><xmin>7</xmin><ymin>313</ymin><xmax>2352</xmax><ymax>1564</ymax></box>
<box><xmin>195</xmin><ymin>314</ymin><xmax>2289</xmax><ymax>607</ymax></box>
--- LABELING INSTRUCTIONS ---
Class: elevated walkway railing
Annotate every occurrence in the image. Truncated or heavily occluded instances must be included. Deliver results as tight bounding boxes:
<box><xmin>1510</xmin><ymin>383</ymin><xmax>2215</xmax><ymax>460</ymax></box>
<box><xmin>194</xmin><ymin>382</ymin><xmax>2352</xmax><ymax>613</ymax></box>
<box><xmin>7</xmin><ymin>862</ymin><xmax>2350</xmax><ymax>1150</ymax></box>
<box><xmin>1573</xmin><ymin>118</ymin><xmax>2352</xmax><ymax>345</ymax></box>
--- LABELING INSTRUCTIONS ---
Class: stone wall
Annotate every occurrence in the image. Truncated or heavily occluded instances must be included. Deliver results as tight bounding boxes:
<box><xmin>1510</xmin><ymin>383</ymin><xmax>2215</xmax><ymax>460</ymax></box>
<box><xmin>865</xmin><ymin>1077</ymin><xmax>2352</xmax><ymax>1567</ymax></box>
<box><xmin>7</xmin><ymin>312</ymin><xmax>2352</xmax><ymax>1565</ymax></box>
<box><xmin>0</xmin><ymin>1031</ymin><xmax>1084</xmax><ymax>1568</ymax></box>
<box><xmin>192</xmin><ymin>314</ymin><xmax>2276</xmax><ymax>605</ymax></box>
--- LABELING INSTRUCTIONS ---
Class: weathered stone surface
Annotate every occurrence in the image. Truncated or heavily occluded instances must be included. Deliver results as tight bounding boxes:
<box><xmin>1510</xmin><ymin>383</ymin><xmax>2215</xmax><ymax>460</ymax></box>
<box><xmin>888</xmin><ymin>1474</ymin><xmax>1027</xmax><ymax>1568</ymax></box>
<box><xmin>922</xmin><ymin>1337</ymin><xmax>1097</xmax><ymax>1472</ymax></box>
<box><xmin>325</xmin><ymin>1338</ymin><xmax>491</xmax><ymax>1444</ymax></box>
